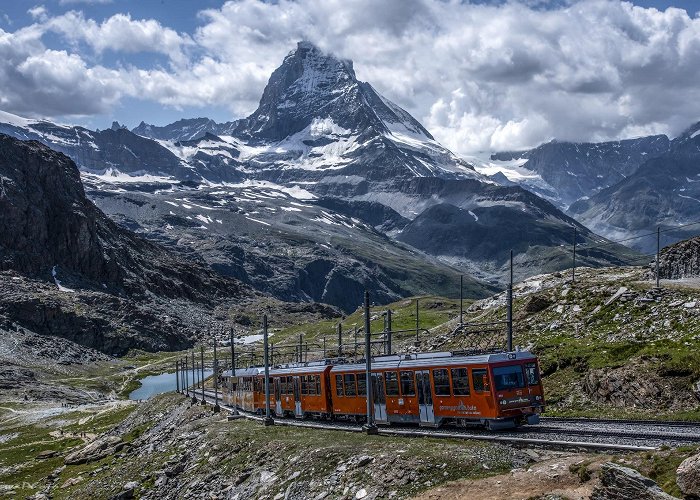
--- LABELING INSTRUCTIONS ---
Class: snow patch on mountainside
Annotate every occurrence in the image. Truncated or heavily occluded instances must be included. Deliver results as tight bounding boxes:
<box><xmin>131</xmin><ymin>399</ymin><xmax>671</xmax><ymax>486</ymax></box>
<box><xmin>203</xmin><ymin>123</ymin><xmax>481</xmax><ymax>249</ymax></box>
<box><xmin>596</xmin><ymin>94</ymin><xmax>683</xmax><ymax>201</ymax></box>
<box><xmin>81</xmin><ymin>168</ymin><xmax>175</xmax><ymax>184</ymax></box>
<box><xmin>0</xmin><ymin>110</ymin><xmax>37</xmax><ymax>127</ymax></box>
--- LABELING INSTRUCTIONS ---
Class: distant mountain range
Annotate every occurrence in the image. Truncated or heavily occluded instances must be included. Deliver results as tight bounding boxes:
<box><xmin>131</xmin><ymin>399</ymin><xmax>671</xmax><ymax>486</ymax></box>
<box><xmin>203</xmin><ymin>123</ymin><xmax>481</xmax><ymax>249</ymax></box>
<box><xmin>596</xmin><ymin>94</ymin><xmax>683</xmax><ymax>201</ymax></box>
<box><xmin>479</xmin><ymin>122</ymin><xmax>700</xmax><ymax>253</ymax></box>
<box><xmin>0</xmin><ymin>41</ymin><xmax>643</xmax><ymax>311</ymax></box>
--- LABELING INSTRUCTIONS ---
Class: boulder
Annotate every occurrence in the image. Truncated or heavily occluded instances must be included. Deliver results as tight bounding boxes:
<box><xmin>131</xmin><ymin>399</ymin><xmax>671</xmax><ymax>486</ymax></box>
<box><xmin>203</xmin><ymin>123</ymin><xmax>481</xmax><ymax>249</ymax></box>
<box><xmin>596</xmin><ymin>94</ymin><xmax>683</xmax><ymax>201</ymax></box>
<box><xmin>64</xmin><ymin>436</ymin><xmax>123</xmax><ymax>465</ymax></box>
<box><xmin>591</xmin><ymin>462</ymin><xmax>679</xmax><ymax>500</ymax></box>
<box><xmin>677</xmin><ymin>453</ymin><xmax>700</xmax><ymax>498</ymax></box>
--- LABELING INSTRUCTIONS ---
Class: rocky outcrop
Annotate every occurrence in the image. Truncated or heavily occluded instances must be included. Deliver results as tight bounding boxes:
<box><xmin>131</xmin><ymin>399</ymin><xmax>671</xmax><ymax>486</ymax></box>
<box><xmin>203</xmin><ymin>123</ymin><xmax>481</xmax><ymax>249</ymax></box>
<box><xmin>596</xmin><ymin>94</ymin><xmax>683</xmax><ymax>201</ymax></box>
<box><xmin>64</xmin><ymin>436</ymin><xmax>125</xmax><ymax>465</ymax></box>
<box><xmin>582</xmin><ymin>359</ymin><xmax>697</xmax><ymax>411</ymax></box>
<box><xmin>677</xmin><ymin>453</ymin><xmax>700</xmax><ymax>499</ymax></box>
<box><xmin>657</xmin><ymin>236</ymin><xmax>700</xmax><ymax>280</ymax></box>
<box><xmin>591</xmin><ymin>462</ymin><xmax>679</xmax><ymax>500</ymax></box>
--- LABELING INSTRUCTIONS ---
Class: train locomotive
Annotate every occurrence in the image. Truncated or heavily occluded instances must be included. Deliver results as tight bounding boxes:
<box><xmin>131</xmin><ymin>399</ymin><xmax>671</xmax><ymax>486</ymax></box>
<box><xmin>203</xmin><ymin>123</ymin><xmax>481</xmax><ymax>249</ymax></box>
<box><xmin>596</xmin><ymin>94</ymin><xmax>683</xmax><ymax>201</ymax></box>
<box><xmin>222</xmin><ymin>350</ymin><xmax>544</xmax><ymax>430</ymax></box>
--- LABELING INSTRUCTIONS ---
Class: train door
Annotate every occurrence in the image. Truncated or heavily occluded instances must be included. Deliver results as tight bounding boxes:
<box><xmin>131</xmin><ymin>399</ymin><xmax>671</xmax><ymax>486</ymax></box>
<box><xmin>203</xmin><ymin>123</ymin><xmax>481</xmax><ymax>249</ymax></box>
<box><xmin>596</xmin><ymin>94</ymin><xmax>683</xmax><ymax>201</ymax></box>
<box><xmin>274</xmin><ymin>378</ymin><xmax>282</xmax><ymax>416</ymax></box>
<box><xmin>371</xmin><ymin>373</ymin><xmax>387</xmax><ymax>423</ymax></box>
<box><xmin>293</xmin><ymin>376</ymin><xmax>303</xmax><ymax>417</ymax></box>
<box><xmin>416</xmin><ymin>370</ymin><xmax>435</xmax><ymax>425</ymax></box>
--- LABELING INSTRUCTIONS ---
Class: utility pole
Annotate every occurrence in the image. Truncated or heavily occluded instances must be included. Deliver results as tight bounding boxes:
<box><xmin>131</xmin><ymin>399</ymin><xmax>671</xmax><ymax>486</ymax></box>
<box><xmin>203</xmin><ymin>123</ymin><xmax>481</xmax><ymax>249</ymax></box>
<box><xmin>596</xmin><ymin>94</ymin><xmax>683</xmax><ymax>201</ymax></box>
<box><xmin>175</xmin><ymin>360</ymin><xmax>179</xmax><ymax>393</ymax></box>
<box><xmin>572</xmin><ymin>226</ymin><xmax>577</xmax><ymax>284</ymax></box>
<box><xmin>298</xmin><ymin>334</ymin><xmax>303</xmax><ymax>363</ymax></box>
<box><xmin>213</xmin><ymin>341</ymin><xmax>220</xmax><ymax>413</ymax></box>
<box><xmin>200</xmin><ymin>346</ymin><xmax>206</xmax><ymax>405</ymax></box>
<box><xmin>415</xmin><ymin>298</ymin><xmax>420</xmax><ymax>346</ymax></box>
<box><xmin>507</xmin><ymin>250</ymin><xmax>513</xmax><ymax>352</ymax></box>
<box><xmin>337</xmin><ymin>323</ymin><xmax>343</xmax><ymax>357</ymax></box>
<box><xmin>362</xmin><ymin>290</ymin><xmax>377</xmax><ymax>434</ymax></box>
<box><xmin>656</xmin><ymin>226</ymin><xmax>661</xmax><ymax>288</ymax></box>
<box><xmin>460</xmin><ymin>275</ymin><xmax>464</xmax><ymax>325</ymax></box>
<box><xmin>230</xmin><ymin>327</ymin><xmax>236</xmax><ymax>377</ymax></box>
<box><xmin>191</xmin><ymin>351</ymin><xmax>197</xmax><ymax>404</ymax></box>
<box><xmin>263</xmin><ymin>314</ymin><xmax>273</xmax><ymax>426</ymax></box>
<box><xmin>323</xmin><ymin>337</ymin><xmax>326</xmax><ymax>358</ymax></box>
<box><xmin>184</xmin><ymin>356</ymin><xmax>189</xmax><ymax>397</ymax></box>
<box><xmin>386</xmin><ymin>309</ymin><xmax>392</xmax><ymax>355</ymax></box>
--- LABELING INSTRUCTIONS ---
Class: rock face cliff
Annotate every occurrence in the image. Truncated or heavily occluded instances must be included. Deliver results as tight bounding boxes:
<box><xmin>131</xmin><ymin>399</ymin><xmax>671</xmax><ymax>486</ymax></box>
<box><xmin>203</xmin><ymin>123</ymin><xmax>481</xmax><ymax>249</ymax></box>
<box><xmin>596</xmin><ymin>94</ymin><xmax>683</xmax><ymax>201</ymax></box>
<box><xmin>0</xmin><ymin>134</ymin><xmax>245</xmax><ymax>302</ymax></box>
<box><xmin>0</xmin><ymin>134</ymin><xmax>265</xmax><ymax>354</ymax></box>
<box><xmin>658</xmin><ymin>236</ymin><xmax>700</xmax><ymax>280</ymax></box>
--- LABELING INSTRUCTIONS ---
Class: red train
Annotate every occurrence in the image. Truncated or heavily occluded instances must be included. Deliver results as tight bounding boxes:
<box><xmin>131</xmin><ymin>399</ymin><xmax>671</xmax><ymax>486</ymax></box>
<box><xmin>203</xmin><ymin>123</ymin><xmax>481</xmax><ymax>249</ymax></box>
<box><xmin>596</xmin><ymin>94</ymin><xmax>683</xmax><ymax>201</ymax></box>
<box><xmin>222</xmin><ymin>350</ymin><xmax>544</xmax><ymax>430</ymax></box>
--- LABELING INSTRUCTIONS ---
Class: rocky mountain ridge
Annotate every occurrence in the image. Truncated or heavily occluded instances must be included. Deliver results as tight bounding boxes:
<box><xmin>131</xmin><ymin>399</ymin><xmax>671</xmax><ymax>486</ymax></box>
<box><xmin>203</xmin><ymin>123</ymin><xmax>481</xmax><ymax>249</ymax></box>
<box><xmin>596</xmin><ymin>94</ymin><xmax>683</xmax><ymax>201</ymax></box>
<box><xmin>488</xmin><ymin>135</ymin><xmax>671</xmax><ymax>209</ymax></box>
<box><xmin>0</xmin><ymin>42</ymin><xmax>639</xmax><ymax>301</ymax></box>
<box><xmin>570</xmin><ymin>121</ymin><xmax>700</xmax><ymax>253</ymax></box>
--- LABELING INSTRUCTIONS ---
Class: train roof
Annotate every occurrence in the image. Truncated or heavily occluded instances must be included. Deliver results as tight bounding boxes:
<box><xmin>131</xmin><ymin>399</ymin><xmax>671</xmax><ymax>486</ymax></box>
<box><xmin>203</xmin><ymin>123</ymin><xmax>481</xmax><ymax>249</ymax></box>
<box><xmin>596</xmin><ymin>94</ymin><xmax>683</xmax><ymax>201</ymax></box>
<box><xmin>222</xmin><ymin>367</ymin><xmax>264</xmax><ymax>377</ymax></box>
<box><xmin>222</xmin><ymin>351</ymin><xmax>536</xmax><ymax>378</ymax></box>
<box><xmin>330</xmin><ymin>351</ymin><xmax>536</xmax><ymax>373</ymax></box>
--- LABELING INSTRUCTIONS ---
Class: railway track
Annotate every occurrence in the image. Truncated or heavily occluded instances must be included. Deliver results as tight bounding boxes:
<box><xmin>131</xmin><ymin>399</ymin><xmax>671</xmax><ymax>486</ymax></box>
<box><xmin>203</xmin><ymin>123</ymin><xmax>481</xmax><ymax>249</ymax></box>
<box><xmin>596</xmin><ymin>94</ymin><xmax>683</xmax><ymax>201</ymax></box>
<box><xmin>187</xmin><ymin>389</ymin><xmax>700</xmax><ymax>451</ymax></box>
<box><xmin>542</xmin><ymin>416</ymin><xmax>700</xmax><ymax>429</ymax></box>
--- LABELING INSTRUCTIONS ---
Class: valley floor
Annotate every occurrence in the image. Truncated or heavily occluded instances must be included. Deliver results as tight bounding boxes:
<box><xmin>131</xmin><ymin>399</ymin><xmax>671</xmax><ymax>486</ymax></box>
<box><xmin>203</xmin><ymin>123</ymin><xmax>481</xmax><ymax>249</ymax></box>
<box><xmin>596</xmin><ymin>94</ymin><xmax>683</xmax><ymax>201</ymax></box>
<box><xmin>2</xmin><ymin>264</ymin><xmax>700</xmax><ymax>498</ymax></box>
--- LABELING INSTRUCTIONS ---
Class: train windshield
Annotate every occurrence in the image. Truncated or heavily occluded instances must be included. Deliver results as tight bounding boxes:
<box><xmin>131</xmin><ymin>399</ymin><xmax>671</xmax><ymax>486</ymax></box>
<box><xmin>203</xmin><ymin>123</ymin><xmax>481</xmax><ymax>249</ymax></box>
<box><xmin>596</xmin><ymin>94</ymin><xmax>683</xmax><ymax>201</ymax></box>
<box><xmin>492</xmin><ymin>365</ymin><xmax>526</xmax><ymax>391</ymax></box>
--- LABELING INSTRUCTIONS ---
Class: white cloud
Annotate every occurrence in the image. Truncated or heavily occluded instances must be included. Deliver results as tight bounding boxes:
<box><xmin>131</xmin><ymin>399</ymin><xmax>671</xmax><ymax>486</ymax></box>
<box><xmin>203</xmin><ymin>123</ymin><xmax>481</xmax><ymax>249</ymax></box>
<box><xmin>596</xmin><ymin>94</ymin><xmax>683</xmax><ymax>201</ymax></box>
<box><xmin>45</xmin><ymin>11</ymin><xmax>194</xmax><ymax>66</ymax></box>
<box><xmin>2</xmin><ymin>0</ymin><xmax>700</xmax><ymax>153</ymax></box>
<box><xmin>27</xmin><ymin>6</ymin><xmax>48</xmax><ymax>21</ymax></box>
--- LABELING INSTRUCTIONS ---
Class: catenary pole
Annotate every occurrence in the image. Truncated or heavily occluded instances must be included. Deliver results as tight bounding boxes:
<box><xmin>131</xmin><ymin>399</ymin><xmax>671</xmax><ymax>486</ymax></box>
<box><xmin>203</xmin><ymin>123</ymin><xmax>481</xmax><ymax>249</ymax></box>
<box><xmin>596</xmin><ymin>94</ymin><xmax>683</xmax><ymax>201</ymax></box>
<box><xmin>572</xmin><ymin>226</ymin><xmax>577</xmax><ymax>284</ymax></box>
<box><xmin>200</xmin><ymin>346</ymin><xmax>206</xmax><ymax>405</ymax></box>
<box><xmin>263</xmin><ymin>314</ymin><xmax>272</xmax><ymax>425</ymax></box>
<box><xmin>507</xmin><ymin>250</ymin><xmax>514</xmax><ymax>352</ymax></box>
<box><xmin>213</xmin><ymin>340</ymin><xmax>220</xmax><ymax>412</ymax></box>
<box><xmin>656</xmin><ymin>226</ymin><xmax>661</xmax><ymax>288</ymax></box>
<box><xmin>363</xmin><ymin>290</ymin><xmax>377</xmax><ymax>434</ymax></box>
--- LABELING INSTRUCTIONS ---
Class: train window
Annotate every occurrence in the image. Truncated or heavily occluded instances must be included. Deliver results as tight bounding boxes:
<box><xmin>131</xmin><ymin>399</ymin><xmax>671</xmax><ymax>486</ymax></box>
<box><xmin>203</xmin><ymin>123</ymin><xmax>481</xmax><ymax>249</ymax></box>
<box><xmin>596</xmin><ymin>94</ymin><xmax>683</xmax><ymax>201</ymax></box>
<box><xmin>315</xmin><ymin>375</ymin><xmax>321</xmax><ymax>395</ymax></box>
<box><xmin>451</xmin><ymin>368</ymin><xmax>470</xmax><ymax>395</ymax></box>
<box><xmin>301</xmin><ymin>376</ymin><xmax>308</xmax><ymax>395</ymax></box>
<box><xmin>433</xmin><ymin>369</ymin><xmax>451</xmax><ymax>396</ymax></box>
<box><xmin>525</xmin><ymin>363</ymin><xmax>540</xmax><ymax>385</ymax></box>
<box><xmin>385</xmin><ymin>371</ymin><xmax>399</xmax><ymax>396</ymax></box>
<box><xmin>493</xmin><ymin>365</ymin><xmax>525</xmax><ymax>391</ymax></box>
<box><xmin>344</xmin><ymin>374</ymin><xmax>357</xmax><ymax>397</ymax></box>
<box><xmin>255</xmin><ymin>378</ymin><xmax>262</xmax><ymax>393</ymax></box>
<box><xmin>472</xmin><ymin>369</ymin><xmax>490</xmax><ymax>392</ymax></box>
<box><xmin>357</xmin><ymin>374</ymin><xmax>367</xmax><ymax>396</ymax></box>
<box><xmin>274</xmin><ymin>378</ymin><xmax>280</xmax><ymax>399</ymax></box>
<box><xmin>287</xmin><ymin>376</ymin><xmax>293</xmax><ymax>394</ymax></box>
<box><xmin>400</xmin><ymin>371</ymin><xmax>416</xmax><ymax>396</ymax></box>
<box><xmin>335</xmin><ymin>374</ymin><xmax>344</xmax><ymax>396</ymax></box>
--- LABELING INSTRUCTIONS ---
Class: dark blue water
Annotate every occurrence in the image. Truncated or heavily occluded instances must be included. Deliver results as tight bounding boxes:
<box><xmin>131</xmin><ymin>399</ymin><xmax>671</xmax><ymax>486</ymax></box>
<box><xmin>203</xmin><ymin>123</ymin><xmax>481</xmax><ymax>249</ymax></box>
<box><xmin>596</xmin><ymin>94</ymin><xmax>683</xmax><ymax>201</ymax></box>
<box><xmin>129</xmin><ymin>370</ymin><xmax>213</xmax><ymax>400</ymax></box>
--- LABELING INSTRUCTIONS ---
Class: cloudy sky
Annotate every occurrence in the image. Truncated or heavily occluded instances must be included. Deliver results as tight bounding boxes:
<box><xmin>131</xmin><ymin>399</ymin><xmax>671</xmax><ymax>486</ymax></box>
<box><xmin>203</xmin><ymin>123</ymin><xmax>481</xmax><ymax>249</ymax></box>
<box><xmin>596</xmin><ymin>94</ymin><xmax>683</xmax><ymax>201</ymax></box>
<box><xmin>0</xmin><ymin>0</ymin><xmax>699</xmax><ymax>153</ymax></box>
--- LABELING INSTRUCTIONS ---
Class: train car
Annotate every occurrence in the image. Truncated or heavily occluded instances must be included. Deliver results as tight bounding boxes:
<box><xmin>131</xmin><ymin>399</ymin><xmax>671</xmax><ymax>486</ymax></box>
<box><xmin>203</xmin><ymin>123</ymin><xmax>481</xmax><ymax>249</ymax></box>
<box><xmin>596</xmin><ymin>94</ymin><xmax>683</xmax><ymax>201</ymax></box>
<box><xmin>269</xmin><ymin>362</ymin><xmax>333</xmax><ymax>418</ymax></box>
<box><xmin>221</xmin><ymin>367</ymin><xmax>266</xmax><ymax>413</ymax></box>
<box><xmin>329</xmin><ymin>351</ymin><xmax>544</xmax><ymax>429</ymax></box>
<box><xmin>221</xmin><ymin>350</ymin><xmax>544</xmax><ymax>429</ymax></box>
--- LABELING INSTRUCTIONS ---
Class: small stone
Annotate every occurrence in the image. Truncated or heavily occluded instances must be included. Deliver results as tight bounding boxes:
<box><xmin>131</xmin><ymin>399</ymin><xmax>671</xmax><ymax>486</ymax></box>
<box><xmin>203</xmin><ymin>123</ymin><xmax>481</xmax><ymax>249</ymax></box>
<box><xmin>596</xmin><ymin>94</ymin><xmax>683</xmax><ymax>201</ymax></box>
<box><xmin>355</xmin><ymin>488</ymin><xmax>367</xmax><ymax>499</ymax></box>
